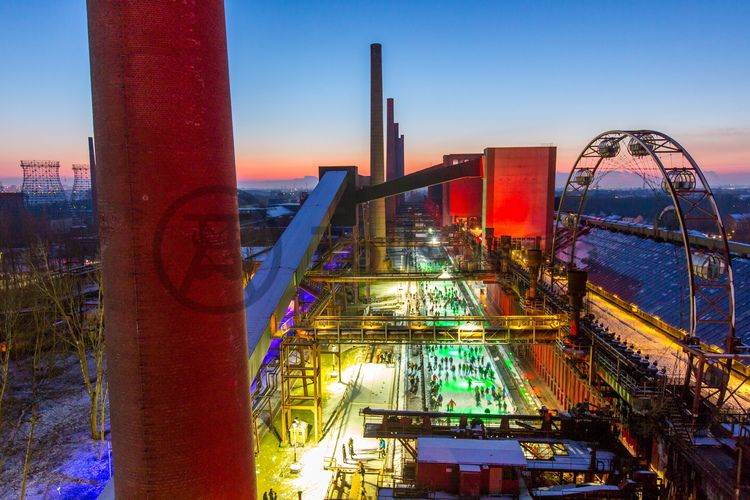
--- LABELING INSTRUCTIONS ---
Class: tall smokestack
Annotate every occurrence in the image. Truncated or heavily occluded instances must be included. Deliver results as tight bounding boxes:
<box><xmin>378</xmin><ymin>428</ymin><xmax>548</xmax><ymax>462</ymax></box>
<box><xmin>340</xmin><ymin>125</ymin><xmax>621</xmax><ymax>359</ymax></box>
<box><xmin>397</xmin><ymin>133</ymin><xmax>405</xmax><ymax>179</ymax></box>
<box><xmin>370</xmin><ymin>43</ymin><xmax>386</xmax><ymax>269</ymax></box>
<box><xmin>87</xmin><ymin>1</ymin><xmax>255</xmax><ymax>497</ymax></box>
<box><xmin>87</xmin><ymin>136</ymin><xmax>98</xmax><ymax>235</ymax></box>
<box><xmin>397</xmin><ymin>132</ymin><xmax>405</xmax><ymax>205</ymax></box>
<box><xmin>385</xmin><ymin>98</ymin><xmax>396</xmax><ymax>222</ymax></box>
<box><xmin>386</xmin><ymin>98</ymin><xmax>396</xmax><ymax>182</ymax></box>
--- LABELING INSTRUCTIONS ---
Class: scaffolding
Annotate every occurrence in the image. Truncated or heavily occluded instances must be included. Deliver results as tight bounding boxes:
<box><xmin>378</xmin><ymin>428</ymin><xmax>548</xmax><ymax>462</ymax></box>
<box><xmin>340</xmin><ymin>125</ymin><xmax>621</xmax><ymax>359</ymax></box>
<box><xmin>70</xmin><ymin>164</ymin><xmax>92</xmax><ymax>216</ymax></box>
<box><xmin>20</xmin><ymin>160</ymin><xmax>67</xmax><ymax>213</ymax></box>
<box><xmin>280</xmin><ymin>334</ymin><xmax>322</xmax><ymax>445</ymax></box>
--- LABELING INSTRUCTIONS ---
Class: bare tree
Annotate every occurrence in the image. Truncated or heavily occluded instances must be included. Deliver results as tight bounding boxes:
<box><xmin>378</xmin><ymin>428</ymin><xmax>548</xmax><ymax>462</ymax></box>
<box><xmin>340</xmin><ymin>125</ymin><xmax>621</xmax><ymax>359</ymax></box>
<box><xmin>19</xmin><ymin>322</ymin><xmax>44</xmax><ymax>499</ymax></box>
<box><xmin>0</xmin><ymin>290</ymin><xmax>18</xmax><ymax>427</ymax></box>
<box><xmin>17</xmin><ymin>281</ymin><xmax>57</xmax><ymax>499</ymax></box>
<box><xmin>0</xmin><ymin>253</ymin><xmax>25</xmax><ymax>427</ymax></box>
<box><xmin>27</xmin><ymin>245</ymin><xmax>106</xmax><ymax>439</ymax></box>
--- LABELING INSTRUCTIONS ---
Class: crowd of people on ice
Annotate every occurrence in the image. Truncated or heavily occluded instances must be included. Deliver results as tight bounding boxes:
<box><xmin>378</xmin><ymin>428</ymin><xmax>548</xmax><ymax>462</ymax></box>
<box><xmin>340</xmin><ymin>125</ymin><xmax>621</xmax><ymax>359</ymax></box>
<box><xmin>392</xmin><ymin>273</ymin><xmax>516</xmax><ymax>414</ymax></box>
<box><xmin>400</xmin><ymin>282</ymin><xmax>472</xmax><ymax>317</ymax></box>
<box><xmin>425</xmin><ymin>344</ymin><xmax>510</xmax><ymax>413</ymax></box>
<box><xmin>418</xmin><ymin>283</ymin><xmax>471</xmax><ymax>317</ymax></box>
<box><xmin>405</xmin><ymin>358</ymin><xmax>422</xmax><ymax>395</ymax></box>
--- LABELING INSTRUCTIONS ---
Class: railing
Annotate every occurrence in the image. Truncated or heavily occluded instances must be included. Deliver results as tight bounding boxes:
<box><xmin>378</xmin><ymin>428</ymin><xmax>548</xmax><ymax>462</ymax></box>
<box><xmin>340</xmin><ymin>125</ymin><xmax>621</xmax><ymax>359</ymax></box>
<box><xmin>360</xmin><ymin>407</ymin><xmax>562</xmax><ymax>439</ymax></box>
<box><xmin>303</xmin><ymin>269</ymin><xmax>499</xmax><ymax>282</ymax></box>
<box><xmin>290</xmin><ymin>315</ymin><xmax>562</xmax><ymax>344</ymax></box>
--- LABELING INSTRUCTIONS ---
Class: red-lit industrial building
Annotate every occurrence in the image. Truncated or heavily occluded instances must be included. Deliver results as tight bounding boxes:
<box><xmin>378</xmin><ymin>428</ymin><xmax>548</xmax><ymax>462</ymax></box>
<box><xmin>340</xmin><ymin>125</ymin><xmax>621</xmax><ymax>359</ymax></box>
<box><xmin>483</xmin><ymin>146</ymin><xmax>556</xmax><ymax>252</ymax></box>
<box><xmin>415</xmin><ymin>437</ymin><xmax>527</xmax><ymax>496</ymax></box>
<box><xmin>437</xmin><ymin>147</ymin><xmax>556</xmax><ymax>251</ymax></box>
<box><xmin>441</xmin><ymin>153</ymin><xmax>484</xmax><ymax>227</ymax></box>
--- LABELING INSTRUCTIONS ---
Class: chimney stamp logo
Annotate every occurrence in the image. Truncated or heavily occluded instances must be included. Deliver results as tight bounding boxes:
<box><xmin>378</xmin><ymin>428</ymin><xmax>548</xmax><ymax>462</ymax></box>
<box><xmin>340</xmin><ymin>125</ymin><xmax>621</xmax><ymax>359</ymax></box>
<box><xmin>153</xmin><ymin>185</ymin><xmax>283</xmax><ymax>314</ymax></box>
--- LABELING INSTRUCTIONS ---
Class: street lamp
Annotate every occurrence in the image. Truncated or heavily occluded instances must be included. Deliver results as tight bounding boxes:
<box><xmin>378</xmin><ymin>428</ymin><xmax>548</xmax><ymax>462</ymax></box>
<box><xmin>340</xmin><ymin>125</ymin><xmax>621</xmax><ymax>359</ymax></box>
<box><xmin>291</xmin><ymin>418</ymin><xmax>299</xmax><ymax>463</ymax></box>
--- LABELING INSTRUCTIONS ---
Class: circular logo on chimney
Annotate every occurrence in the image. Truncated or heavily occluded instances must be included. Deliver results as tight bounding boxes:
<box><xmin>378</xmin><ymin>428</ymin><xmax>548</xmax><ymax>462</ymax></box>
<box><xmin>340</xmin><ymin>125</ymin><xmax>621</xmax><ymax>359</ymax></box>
<box><xmin>153</xmin><ymin>185</ymin><xmax>282</xmax><ymax>314</ymax></box>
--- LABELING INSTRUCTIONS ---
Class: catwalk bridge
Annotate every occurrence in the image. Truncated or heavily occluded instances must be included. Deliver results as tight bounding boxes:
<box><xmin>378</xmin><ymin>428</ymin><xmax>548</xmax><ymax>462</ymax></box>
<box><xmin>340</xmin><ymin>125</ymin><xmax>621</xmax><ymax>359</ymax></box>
<box><xmin>289</xmin><ymin>314</ymin><xmax>561</xmax><ymax>344</ymax></box>
<box><xmin>304</xmin><ymin>270</ymin><xmax>501</xmax><ymax>283</ymax></box>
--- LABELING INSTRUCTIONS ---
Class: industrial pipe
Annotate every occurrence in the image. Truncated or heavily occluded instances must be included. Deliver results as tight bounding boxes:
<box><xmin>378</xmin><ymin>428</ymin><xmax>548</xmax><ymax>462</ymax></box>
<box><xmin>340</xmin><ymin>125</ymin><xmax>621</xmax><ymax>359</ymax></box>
<box><xmin>567</xmin><ymin>269</ymin><xmax>588</xmax><ymax>336</ymax></box>
<box><xmin>500</xmin><ymin>235</ymin><xmax>512</xmax><ymax>274</ymax></box>
<box><xmin>526</xmin><ymin>249</ymin><xmax>542</xmax><ymax>299</ymax></box>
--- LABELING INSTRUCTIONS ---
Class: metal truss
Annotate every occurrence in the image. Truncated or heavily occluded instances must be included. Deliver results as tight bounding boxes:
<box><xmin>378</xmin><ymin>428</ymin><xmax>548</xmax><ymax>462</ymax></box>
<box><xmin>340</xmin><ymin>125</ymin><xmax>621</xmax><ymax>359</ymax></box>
<box><xmin>280</xmin><ymin>334</ymin><xmax>322</xmax><ymax>444</ymax></box>
<box><xmin>289</xmin><ymin>314</ymin><xmax>561</xmax><ymax>344</ymax></box>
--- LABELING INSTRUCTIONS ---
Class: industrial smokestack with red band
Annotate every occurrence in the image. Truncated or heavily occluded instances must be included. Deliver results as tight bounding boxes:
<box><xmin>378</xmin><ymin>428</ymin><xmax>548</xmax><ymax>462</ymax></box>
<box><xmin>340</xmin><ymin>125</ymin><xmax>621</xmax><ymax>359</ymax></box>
<box><xmin>87</xmin><ymin>1</ymin><xmax>256</xmax><ymax>497</ymax></box>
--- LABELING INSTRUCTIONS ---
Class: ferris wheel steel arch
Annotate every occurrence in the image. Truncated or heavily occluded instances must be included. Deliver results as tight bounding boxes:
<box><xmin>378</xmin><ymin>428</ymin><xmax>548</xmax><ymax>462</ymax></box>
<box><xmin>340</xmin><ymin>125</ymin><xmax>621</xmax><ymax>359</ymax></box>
<box><xmin>551</xmin><ymin>129</ymin><xmax>740</xmax><ymax>414</ymax></box>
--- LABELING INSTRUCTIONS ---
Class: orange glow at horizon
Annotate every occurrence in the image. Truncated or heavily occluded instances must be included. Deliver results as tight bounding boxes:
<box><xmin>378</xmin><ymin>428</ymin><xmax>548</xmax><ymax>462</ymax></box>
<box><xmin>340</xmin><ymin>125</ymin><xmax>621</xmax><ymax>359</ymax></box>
<box><xmin>235</xmin><ymin>151</ymin><xmax>442</xmax><ymax>181</ymax></box>
<box><xmin>234</xmin><ymin>143</ymin><xmax>750</xmax><ymax>182</ymax></box>
<box><xmin>1</xmin><ymin>140</ymin><xmax>747</xmax><ymax>183</ymax></box>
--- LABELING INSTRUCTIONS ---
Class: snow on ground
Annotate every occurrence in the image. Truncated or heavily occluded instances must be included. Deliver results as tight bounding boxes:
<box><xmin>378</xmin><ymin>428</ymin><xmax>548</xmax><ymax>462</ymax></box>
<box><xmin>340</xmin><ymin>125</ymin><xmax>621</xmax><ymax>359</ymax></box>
<box><xmin>254</xmin><ymin>351</ymin><xmax>377</xmax><ymax>499</ymax></box>
<box><xmin>0</xmin><ymin>354</ymin><xmax>110</xmax><ymax>500</ymax></box>
<box><xmin>589</xmin><ymin>294</ymin><xmax>750</xmax><ymax>409</ymax></box>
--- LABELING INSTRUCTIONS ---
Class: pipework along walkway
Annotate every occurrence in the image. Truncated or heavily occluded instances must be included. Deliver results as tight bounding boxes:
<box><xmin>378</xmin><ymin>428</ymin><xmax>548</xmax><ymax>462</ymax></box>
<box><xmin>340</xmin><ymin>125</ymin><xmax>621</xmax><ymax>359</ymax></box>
<box><xmin>289</xmin><ymin>314</ymin><xmax>562</xmax><ymax>344</ymax></box>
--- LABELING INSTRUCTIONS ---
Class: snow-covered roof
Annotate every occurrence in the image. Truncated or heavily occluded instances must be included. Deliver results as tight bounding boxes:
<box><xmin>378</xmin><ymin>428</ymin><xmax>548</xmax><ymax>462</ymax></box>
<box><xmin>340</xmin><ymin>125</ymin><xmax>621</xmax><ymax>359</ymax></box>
<box><xmin>417</xmin><ymin>437</ymin><xmax>527</xmax><ymax>467</ymax></box>
<box><xmin>524</xmin><ymin>440</ymin><xmax>616</xmax><ymax>472</ymax></box>
<box><xmin>572</xmin><ymin>226</ymin><xmax>750</xmax><ymax>347</ymax></box>
<box><xmin>267</xmin><ymin>205</ymin><xmax>296</xmax><ymax>218</ymax></box>
<box><xmin>533</xmin><ymin>484</ymin><xmax>622</xmax><ymax>497</ymax></box>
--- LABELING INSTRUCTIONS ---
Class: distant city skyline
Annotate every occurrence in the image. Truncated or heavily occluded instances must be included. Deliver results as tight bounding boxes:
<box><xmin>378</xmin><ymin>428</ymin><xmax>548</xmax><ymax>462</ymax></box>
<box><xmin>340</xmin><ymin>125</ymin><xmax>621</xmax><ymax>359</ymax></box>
<box><xmin>0</xmin><ymin>1</ymin><xmax>748</xmax><ymax>183</ymax></box>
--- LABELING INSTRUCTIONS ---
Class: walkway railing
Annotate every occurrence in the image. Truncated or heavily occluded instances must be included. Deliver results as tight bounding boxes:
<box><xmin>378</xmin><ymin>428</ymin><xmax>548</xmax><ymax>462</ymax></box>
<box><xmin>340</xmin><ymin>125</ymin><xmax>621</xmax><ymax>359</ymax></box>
<box><xmin>290</xmin><ymin>314</ymin><xmax>561</xmax><ymax>344</ymax></box>
<box><xmin>304</xmin><ymin>269</ymin><xmax>499</xmax><ymax>282</ymax></box>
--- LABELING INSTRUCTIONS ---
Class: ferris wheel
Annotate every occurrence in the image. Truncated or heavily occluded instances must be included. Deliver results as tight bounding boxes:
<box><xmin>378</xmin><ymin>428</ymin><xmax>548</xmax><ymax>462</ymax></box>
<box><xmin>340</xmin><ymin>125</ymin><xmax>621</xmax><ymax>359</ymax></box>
<box><xmin>552</xmin><ymin>130</ymin><xmax>740</xmax><ymax>413</ymax></box>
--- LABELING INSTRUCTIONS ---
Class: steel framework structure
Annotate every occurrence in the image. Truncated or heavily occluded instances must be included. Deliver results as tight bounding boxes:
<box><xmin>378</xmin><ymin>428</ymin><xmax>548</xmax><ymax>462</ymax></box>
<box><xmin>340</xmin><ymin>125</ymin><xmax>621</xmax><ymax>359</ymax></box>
<box><xmin>551</xmin><ymin>130</ymin><xmax>739</xmax><ymax>414</ymax></box>
<box><xmin>279</xmin><ymin>334</ymin><xmax>322</xmax><ymax>444</ymax></box>
<box><xmin>20</xmin><ymin>160</ymin><xmax>67</xmax><ymax>208</ymax></box>
<box><xmin>292</xmin><ymin>314</ymin><xmax>561</xmax><ymax>345</ymax></box>
<box><xmin>70</xmin><ymin>164</ymin><xmax>92</xmax><ymax>211</ymax></box>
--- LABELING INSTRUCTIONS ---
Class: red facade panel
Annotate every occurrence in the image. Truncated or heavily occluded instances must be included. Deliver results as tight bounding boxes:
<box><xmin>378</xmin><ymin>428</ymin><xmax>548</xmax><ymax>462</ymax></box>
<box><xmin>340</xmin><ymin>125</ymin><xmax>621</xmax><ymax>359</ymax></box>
<box><xmin>417</xmin><ymin>462</ymin><xmax>458</xmax><ymax>492</ymax></box>
<box><xmin>442</xmin><ymin>153</ymin><xmax>484</xmax><ymax>225</ymax></box>
<box><xmin>487</xmin><ymin>283</ymin><xmax>516</xmax><ymax>315</ymax></box>
<box><xmin>417</xmin><ymin>462</ymin><xmax>520</xmax><ymax>495</ymax></box>
<box><xmin>483</xmin><ymin>147</ymin><xmax>556</xmax><ymax>250</ymax></box>
<box><xmin>448</xmin><ymin>177</ymin><xmax>483</xmax><ymax>219</ymax></box>
<box><xmin>459</xmin><ymin>469</ymin><xmax>481</xmax><ymax>497</ymax></box>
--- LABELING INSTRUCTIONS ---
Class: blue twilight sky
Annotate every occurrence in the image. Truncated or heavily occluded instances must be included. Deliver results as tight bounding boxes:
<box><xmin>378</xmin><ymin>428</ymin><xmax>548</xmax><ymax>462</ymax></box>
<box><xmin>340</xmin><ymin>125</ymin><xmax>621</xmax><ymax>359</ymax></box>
<box><xmin>0</xmin><ymin>0</ymin><xmax>748</xmax><ymax>183</ymax></box>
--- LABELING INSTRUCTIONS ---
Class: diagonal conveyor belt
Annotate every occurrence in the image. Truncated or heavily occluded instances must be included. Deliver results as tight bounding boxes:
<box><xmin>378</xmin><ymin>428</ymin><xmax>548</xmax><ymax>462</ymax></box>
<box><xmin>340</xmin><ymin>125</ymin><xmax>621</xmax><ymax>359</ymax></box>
<box><xmin>244</xmin><ymin>170</ymin><xmax>348</xmax><ymax>378</ymax></box>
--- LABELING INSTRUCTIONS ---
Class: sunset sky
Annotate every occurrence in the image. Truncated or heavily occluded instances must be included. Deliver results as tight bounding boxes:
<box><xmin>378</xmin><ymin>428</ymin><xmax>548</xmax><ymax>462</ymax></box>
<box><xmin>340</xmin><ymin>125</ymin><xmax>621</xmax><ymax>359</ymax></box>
<box><xmin>0</xmin><ymin>1</ymin><xmax>748</xmax><ymax>185</ymax></box>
